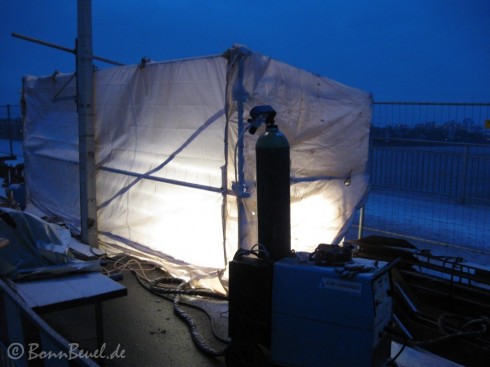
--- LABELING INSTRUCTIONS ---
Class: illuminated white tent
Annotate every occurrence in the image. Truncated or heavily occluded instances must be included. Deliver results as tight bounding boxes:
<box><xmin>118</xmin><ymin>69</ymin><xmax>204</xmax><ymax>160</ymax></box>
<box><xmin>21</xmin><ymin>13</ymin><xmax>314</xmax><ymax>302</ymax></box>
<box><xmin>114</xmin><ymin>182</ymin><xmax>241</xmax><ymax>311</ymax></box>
<box><xmin>22</xmin><ymin>45</ymin><xmax>372</xmax><ymax>288</ymax></box>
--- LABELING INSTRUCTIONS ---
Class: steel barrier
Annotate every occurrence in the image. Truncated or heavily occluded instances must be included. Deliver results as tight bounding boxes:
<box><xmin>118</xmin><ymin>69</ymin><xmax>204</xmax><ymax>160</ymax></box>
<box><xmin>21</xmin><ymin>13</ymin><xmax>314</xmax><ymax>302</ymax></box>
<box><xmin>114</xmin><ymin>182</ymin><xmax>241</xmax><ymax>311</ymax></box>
<box><xmin>370</xmin><ymin>139</ymin><xmax>490</xmax><ymax>204</ymax></box>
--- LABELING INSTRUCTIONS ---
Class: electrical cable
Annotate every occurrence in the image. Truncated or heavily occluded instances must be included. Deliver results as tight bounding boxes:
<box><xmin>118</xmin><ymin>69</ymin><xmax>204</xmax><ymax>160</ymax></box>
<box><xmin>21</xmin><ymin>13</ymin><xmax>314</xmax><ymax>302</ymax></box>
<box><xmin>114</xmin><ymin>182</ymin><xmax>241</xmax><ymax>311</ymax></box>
<box><xmin>386</xmin><ymin>342</ymin><xmax>406</xmax><ymax>366</ymax></box>
<box><xmin>101</xmin><ymin>254</ymin><xmax>157</xmax><ymax>282</ymax></box>
<box><xmin>385</xmin><ymin>313</ymin><xmax>489</xmax><ymax>365</ymax></box>
<box><xmin>102</xmin><ymin>255</ymin><xmax>229</xmax><ymax>357</ymax></box>
<box><xmin>233</xmin><ymin>243</ymin><xmax>271</xmax><ymax>260</ymax></box>
<box><xmin>135</xmin><ymin>272</ymin><xmax>228</xmax><ymax>356</ymax></box>
<box><xmin>133</xmin><ymin>273</ymin><xmax>230</xmax><ymax>346</ymax></box>
<box><xmin>173</xmin><ymin>281</ymin><xmax>226</xmax><ymax>357</ymax></box>
<box><xmin>409</xmin><ymin>313</ymin><xmax>488</xmax><ymax>347</ymax></box>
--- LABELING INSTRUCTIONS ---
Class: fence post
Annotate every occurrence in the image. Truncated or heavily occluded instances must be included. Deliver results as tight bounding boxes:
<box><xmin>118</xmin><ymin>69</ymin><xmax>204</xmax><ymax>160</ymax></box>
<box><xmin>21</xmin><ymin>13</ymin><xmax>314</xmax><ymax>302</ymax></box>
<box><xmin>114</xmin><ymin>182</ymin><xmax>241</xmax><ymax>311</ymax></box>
<box><xmin>7</xmin><ymin>105</ymin><xmax>14</xmax><ymax>157</ymax></box>
<box><xmin>459</xmin><ymin>144</ymin><xmax>469</xmax><ymax>204</ymax></box>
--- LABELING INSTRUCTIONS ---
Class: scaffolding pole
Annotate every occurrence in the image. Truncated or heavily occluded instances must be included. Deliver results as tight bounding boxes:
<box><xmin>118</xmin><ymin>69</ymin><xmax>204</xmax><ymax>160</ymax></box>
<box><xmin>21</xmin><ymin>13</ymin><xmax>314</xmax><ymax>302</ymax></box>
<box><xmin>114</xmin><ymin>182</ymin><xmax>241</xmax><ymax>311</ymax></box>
<box><xmin>11</xmin><ymin>32</ymin><xmax>124</xmax><ymax>66</ymax></box>
<box><xmin>77</xmin><ymin>0</ymin><xmax>98</xmax><ymax>247</ymax></box>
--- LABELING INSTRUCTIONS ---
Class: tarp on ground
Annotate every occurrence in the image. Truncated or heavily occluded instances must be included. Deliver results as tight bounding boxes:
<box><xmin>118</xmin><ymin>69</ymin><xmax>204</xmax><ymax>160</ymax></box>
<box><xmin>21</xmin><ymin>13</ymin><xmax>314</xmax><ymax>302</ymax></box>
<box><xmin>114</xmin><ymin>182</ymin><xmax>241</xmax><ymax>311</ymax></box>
<box><xmin>21</xmin><ymin>45</ymin><xmax>372</xmax><ymax>288</ymax></box>
<box><xmin>0</xmin><ymin>207</ymin><xmax>100</xmax><ymax>280</ymax></box>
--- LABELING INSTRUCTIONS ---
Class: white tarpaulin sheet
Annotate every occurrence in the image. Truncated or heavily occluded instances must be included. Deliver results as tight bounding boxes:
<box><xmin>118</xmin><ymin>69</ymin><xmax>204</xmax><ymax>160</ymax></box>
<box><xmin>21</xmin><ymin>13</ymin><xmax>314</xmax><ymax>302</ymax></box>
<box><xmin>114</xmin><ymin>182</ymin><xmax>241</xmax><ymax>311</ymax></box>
<box><xmin>22</xmin><ymin>45</ymin><xmax>372</xmax><ymax>287</ymax></box>
<box><xmin>0</xmin><ymin>207</ymin><xmax>100</xmax><ymax>280</ymax></box>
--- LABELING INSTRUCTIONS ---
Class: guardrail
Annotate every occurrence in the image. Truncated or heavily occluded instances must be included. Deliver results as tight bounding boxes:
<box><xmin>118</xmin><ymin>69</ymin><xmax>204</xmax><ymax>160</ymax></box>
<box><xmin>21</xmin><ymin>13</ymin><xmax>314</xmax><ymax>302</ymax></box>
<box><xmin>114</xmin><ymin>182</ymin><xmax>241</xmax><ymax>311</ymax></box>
<box><xmin>370</xmin><ymin>138</ymin><xmax>490</xmax><ymax>204</ymax></box>
<box><xmin>0</xmin><ymin>105</ymin><xmax>22</xmax><ymax>143</ymax></box>
<box><xmin>370</xmin><ymin>101</ymin><xmax>490</xmax><ymax>205</ymax></box>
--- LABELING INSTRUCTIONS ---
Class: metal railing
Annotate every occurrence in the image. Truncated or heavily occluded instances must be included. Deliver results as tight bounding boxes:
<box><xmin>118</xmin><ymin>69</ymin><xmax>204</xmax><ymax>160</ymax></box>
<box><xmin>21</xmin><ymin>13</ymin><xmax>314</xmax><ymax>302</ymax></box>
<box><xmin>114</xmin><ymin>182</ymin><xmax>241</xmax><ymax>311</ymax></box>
<box><xmin>0</xmin><ymin>105</ymin><xmax>22</xmax><ymax>142</ymax></box>
<box><xmin>370</xmin><ymin>139</ymin><xmax>490</xmax><ymax>204</ymax></box>
<box><xmin>370</xmin><ymin>102</ymin><xmax>490</xmax><ymax>204</ymax></box>
<box><xmin>361</xmin><ymin>102</ymin><xmax>490</xmax><ymax>252</ymax></box>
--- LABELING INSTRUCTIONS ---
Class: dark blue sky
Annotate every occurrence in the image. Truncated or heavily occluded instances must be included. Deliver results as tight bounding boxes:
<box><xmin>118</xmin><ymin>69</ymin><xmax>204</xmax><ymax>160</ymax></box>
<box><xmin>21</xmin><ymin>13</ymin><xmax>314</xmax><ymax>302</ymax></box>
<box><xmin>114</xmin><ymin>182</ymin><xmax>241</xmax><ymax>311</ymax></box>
<box><xmin>1</xmin><ymin>0</ymin><xmax>489</xmax><ymax>105</ymax></box>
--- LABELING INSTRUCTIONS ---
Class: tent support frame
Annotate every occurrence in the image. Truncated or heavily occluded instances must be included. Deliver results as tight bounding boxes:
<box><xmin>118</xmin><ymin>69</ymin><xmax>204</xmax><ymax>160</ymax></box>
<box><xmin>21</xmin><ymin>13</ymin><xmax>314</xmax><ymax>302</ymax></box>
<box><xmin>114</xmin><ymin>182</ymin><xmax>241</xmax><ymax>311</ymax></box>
<box><xmin>76</xmin><ymin>0</ymin><xmax>98</xmax><ymax>247</ymax></box>
<box><xmin>13</xmin><ymin>2</ymin><xmax>123</xmax><ymax>247</ymax></box>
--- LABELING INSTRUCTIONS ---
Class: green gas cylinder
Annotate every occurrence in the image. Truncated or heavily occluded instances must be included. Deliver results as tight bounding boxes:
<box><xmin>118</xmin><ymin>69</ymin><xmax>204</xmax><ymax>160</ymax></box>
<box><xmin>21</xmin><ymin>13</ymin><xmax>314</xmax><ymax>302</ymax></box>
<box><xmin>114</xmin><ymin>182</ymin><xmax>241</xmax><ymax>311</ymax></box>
<box><xmin>255</xmin><ymin>116</ymin><xmax>291</xmax><ymax>261</ymax></box>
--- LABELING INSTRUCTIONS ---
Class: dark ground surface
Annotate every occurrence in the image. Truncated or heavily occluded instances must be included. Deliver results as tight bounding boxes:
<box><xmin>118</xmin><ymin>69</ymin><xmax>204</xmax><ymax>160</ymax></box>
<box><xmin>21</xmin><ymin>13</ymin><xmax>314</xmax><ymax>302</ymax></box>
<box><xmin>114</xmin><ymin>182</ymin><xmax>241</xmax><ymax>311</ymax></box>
<box><xmin>42</xmin><ymin>269</ymin><xmax>229</xmax><ymax>367</ymax></box>
<box><xmin>37</xmin><ymin>256</ymin><xmax>472</xmax><ymax>367</ymax></box>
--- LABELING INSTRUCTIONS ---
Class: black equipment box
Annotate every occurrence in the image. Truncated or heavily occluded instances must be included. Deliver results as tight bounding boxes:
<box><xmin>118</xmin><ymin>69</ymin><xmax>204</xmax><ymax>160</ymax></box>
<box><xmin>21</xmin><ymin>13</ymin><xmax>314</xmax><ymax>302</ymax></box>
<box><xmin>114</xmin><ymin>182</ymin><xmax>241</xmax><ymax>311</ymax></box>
<box><xmin>228</xmin><ymin>255</ymin><xmax>273</xmax><ymax>348</ymax></box>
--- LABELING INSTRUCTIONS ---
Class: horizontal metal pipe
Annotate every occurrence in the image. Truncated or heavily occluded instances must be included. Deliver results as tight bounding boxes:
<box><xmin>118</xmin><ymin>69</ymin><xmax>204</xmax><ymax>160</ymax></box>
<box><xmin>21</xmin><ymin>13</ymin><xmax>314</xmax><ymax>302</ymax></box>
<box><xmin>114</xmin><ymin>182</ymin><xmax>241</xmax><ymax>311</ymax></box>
<box><xmin>12</xmin><ymin>32</ymin><xmax>124</xmax><ymax>66</ymax></box>
<box><xmin>12</xmin><ymin>32</ymin><xmax>74</xmax><ymax>54</ymax></box>
<box><xmin>99</xmin><ymin>165</ymin><xmax>224</xmax><ymax>194</ymax></box>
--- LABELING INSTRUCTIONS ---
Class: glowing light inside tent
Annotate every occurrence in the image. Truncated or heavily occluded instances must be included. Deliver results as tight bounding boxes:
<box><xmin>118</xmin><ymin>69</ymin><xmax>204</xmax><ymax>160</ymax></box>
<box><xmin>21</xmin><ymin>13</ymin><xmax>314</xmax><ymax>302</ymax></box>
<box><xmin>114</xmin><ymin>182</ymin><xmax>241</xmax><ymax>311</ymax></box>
<box><xmin>291</xmin><ymin>185</ymin><xmax>346</xmax><ymax>252</ymax></box>
<box><xmin>104</xmin><ymin>179</ymin><xmax>225</xmax><ymax>269</ymax></box>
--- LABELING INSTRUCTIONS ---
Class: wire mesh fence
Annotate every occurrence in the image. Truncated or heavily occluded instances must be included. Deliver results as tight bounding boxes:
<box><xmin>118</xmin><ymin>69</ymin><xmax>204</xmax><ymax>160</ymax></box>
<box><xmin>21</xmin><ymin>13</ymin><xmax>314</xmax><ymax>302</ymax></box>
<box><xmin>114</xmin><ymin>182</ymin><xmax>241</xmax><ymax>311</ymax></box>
<box><xmin>0</xmin><ymin>105</ymin><xmax>23</xmax><ymax>160</ymax></box>
<box><xmin>354</xmin><ymin>102</ymin><xmax>490</xmax><ymax>255</ymax></box>
<box><xmin>370</xmin><ymin>141</ymin><xmax>490</xmax><ymax>204</ymax></box>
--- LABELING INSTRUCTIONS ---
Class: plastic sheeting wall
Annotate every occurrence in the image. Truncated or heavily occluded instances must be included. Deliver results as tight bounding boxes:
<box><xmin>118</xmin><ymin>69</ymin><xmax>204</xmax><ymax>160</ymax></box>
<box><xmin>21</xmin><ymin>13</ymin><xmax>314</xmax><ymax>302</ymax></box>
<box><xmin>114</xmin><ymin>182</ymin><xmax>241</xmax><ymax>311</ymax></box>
<box><xmin>22</xmin><ymin>45</ymin><xmax>372</xmax><ymax>284</ymax></box>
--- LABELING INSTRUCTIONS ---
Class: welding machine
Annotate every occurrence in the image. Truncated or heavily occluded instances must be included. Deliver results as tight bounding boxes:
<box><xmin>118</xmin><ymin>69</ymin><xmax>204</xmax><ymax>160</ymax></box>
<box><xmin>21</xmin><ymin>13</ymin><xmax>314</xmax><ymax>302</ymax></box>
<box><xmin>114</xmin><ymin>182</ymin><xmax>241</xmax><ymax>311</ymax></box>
<box><xmin>226</xmin><ymin>106</ymin><xmax>393</xmax><ymax>367</ymax></box>
<box><xmin>270</xmin><ymin>254</ymin><xmax>392</xmax><ymax>367</ymax></box>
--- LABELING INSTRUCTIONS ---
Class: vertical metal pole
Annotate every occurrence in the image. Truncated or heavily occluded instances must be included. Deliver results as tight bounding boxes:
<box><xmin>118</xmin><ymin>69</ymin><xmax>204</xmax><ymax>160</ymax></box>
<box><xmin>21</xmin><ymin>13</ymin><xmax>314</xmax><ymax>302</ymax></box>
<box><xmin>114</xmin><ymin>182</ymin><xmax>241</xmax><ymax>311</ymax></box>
<box><xmin>225</xmin><ymin>46</ymin><xmax>251</xmax><ymax>250</ymax></box>
<box><xmin>7</xmin><ymin>104</ymin><xmax>14</xmax><ymax>157</ymax></box>
<box><xmin>236</xmin><ymin>58</ymin><xmax>248</xmax><ymax>249</ymax></box>
<box><xmin>459</xmin><ymin>144</ymin><xmax>469</xmax><ymax>204</ymax></box>
<box><xmin>77</xmin><ymin>0</ymin><xmax>98</xmax><ymax>247</ymax></box>
<box><xmin>357</xmin><ymin>206</ymin><xmax>365</xmax><ymax>239</ymax></box>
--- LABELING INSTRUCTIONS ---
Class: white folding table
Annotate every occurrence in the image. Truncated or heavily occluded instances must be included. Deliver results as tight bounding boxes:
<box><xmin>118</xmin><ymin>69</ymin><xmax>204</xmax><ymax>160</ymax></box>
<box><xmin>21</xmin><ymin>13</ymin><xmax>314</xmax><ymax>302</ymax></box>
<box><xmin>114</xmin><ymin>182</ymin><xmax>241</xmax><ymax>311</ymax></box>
<box><xmin>10</xmin><ymin>271</ymin><xmax>127</xmax><ymax>349</ymax></box>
